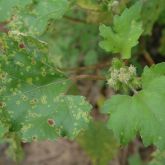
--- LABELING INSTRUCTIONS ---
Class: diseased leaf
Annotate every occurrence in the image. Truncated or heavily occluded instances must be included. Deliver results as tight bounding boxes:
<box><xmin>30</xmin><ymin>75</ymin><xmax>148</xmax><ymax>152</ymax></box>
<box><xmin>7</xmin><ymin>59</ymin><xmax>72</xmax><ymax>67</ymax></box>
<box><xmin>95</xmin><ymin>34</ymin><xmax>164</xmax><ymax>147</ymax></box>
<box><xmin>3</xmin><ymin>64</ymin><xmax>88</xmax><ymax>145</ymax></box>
<box><xmin>99</xmin><ymin>2</ymin><xmax>143</xmax><ymax>59</ymax></box>
<box><xmin>0</xmin><ymin>0</ymin><xmax>68</xmax><ymax>35</ymax></box>
<box><xmin>21</xmin><ymin>95</ymin><xmax>91</xmax><ymax>141</ymax></box>
<box><xmin>102</xmin><ymin>63</ymin><xmax>165</xmax><ymax>149</ymax></box>
<box><xmin>0</xmin><ymin>0</ymin><xmax>32</xmax><ymax>22</ymax></box>
<box><xmin>17</xmin><ymin>0</ymin><xmax>69</xmax><ymax>35</ymax></box>
<box><xmin>0</xmin><ymin>109</ymin><xmax>10</xmax><ymax>140</ymax></box>
<box><xmin>5</xmin><ymin>79</ymin><xmax>69</xmax><ymax>131</ymax></box>
<box><xmin>0</xmin><ymin>34</ymin><xmax>91</xmax><ymax>142</ymax></box>
<box><xmin>6</xmin><ymin>134</ymin><xmax>24</xmax><ymax>162</ymax></box>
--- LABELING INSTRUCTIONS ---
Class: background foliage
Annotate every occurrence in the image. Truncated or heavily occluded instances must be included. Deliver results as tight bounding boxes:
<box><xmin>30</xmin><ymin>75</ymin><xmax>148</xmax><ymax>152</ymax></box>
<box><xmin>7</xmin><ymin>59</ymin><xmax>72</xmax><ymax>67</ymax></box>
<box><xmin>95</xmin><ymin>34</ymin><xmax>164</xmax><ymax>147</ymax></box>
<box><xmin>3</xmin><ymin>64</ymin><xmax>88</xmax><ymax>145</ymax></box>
<box><xmin>0</xmin><ymin>0</ymin><xmax>165</xmax><ymax>164</ymax></box>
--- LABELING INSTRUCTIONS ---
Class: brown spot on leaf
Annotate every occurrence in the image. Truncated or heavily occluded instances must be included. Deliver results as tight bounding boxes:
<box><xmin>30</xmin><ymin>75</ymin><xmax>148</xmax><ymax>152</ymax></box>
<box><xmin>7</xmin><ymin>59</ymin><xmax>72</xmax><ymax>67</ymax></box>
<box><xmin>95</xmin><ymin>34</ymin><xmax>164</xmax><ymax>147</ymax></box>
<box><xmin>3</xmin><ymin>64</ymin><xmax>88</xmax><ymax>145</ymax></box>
<box><xmin>47</xmin><ymin>119</ymin><xmax>55</xmax><ymax>126</ymax></box>
<box><xmin>19</xmin><ymin>43</ymin><xmax>25</xmax><ymax>49</ymax></box>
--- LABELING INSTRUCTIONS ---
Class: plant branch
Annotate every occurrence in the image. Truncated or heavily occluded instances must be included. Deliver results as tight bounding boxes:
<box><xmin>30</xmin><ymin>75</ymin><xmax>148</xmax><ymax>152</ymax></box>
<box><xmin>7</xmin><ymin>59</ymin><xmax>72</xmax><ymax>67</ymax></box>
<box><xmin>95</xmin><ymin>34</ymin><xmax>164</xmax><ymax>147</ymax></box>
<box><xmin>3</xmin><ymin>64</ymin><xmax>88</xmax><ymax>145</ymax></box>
<box><xmin>70</xmin><ymin>74</ymin><xmax>106</xmax><ymax>81</ymax></box>
<box><xmin>61</xmin><ymin>61</ymin><xmax>110</xmax><ymax>73</ymax></box>
<box><xmin>76</xmin><ymin>4</ymin><xmax>101</xmax><ymax>12</ymax></box>
<box><xmin>143</xmin><ymin>50</ymin><xmax>155</xmax><ymax>66</ymax></box>
<box><xmin>0</xmin><ymin>23</ymin><xmax>9</xmax><ymax>33</ymax></box>
<box><xmin>63</xmin><ymin>15</ymin><xmax>88</xmax><ymax>24</ymax></box>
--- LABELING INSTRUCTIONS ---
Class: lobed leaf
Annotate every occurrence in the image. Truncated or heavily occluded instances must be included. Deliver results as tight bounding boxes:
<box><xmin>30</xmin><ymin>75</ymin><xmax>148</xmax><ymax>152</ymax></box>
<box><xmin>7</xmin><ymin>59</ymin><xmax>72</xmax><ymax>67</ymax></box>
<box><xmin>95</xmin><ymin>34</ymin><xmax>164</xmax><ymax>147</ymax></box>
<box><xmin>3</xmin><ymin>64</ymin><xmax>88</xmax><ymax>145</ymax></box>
<box><xmin>99</xmin><ymin>2</ymin><xmax>143</xmax><ymax>59</ymax></box>
<box><xmin>0</xmin><ymin>34</ymin><xmax>92</xmax><ymax>142</ymax></box>
<box><xmin>102</xmin><ymin>63</ymin><xmax>165</xmax><ymax>149</ymax></box>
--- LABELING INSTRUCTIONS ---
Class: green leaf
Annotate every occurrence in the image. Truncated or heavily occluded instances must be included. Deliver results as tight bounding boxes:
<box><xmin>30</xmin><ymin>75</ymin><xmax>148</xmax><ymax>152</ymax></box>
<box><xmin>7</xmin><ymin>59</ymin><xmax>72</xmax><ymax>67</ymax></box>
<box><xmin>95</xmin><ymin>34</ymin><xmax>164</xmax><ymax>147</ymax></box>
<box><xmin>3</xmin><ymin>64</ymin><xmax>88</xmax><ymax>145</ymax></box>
<box><xmin>6</xmin><ymin>134</ymin><xmax>24</xmax><ymax>162</ymax></box>
<box><xmin>0</xmin><ymin>33</ymin><xmax>62</xmax><ymax>98</ymax></box>
<box><xmin>159</xmin><ymin>30</ymin><xmax>165</xmax><ymax>56</ymax></box>
<box><xmin>84</xmin><ymin>50</ymin><xmax>98</xmax><ymax>66</ymax></box>
<box><xmin>99</xmin><ymin>2</ymin><xmax>143</xmax><ymax>59</ymax></box>
<box><xmin>128</xmin><ymin>153</ymin><xmax>143</xmax><ymax>165</ymax></box>
<box><xmin>5</xmin><ymin>79</ymin><xmax>69</xmax><ymax>131</ymax></box>
<box><xmin>147</xmin><ymin>150</ymin><xmax>165</xmax><ymax>165</ymax></box>
<box><xmin>158</xmin><ymin>8</ymin><xmax>165</xmax><ymax>25</ymax></box>
<box><xmin>0</xmin><ymin>34</ymin><xmax>92</xmax><ymax>141</ymax></box>
<box><xmin>21</xmin><ymin>95</ymin><xmax>91</xmax><ymax>141</ymax></box>
<box><xmin>19</xmin><ymin>0</ymin><xmax>69</xmax><ymax>35</ymax></box>
<box><xmin>77</xmin><ymin>121</ymin><xmax>118</xmax><ymax>165</ymax></box>
<box><xmin>0</xmin><ymin>0</ymin><xmax>32</xmax><ymax>22</ymax></box>
<box><xmin>0</xmin><ymin>121</ymin><xmax>7</xmax><ymax>139</ymax></box>
<box><xmin>142</xmin><ymin>62</ymin><xmax>165</xmax><ymax>88</ymax></box>
<box><xmin>0</xmin><ymin>107</ymin><xmax>10</xmax><ymax>140</ymax></box>
<box><xmin>141</xmin><ymin>0</ymin><xmax>164</xmax><ymax>35</ymax></box>
<box><xmin>102</xmin><ymin>62</ymin><xmax>165</xmax><ymax>149</ymax></box>
<box><xmin>0</xmin><ymin>0</ymin><xmax>68</xmax><ymax>35</ymax></box>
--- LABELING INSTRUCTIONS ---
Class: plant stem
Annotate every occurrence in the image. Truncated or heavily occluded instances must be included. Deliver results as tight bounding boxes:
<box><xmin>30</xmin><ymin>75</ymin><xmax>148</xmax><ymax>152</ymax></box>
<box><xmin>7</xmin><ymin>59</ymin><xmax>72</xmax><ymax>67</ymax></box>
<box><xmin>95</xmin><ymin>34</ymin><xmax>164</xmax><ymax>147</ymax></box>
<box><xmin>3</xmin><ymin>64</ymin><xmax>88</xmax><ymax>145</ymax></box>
<box><xmin>63</xmin><ymin>15</ymin><xmax>88</xmax><ymax>24</ymax></box>
<box><xmin>61</xmin><ymin>61</ymin><xmax>110</xmax><ymax>73</ymax></box>
<box><xmin>127</xmin><ymin>84</ymin><xmax>138</xmax><ymax>95</ymax></box>
<box><xmin>143</xmin><ymin>50</ymin><xmax>155</xmax><ymax>66</ymax></box>
<box><xmin>70</xmin><ymin>74</ymin><xmax>106</xmax><ymax>81</ymax></box>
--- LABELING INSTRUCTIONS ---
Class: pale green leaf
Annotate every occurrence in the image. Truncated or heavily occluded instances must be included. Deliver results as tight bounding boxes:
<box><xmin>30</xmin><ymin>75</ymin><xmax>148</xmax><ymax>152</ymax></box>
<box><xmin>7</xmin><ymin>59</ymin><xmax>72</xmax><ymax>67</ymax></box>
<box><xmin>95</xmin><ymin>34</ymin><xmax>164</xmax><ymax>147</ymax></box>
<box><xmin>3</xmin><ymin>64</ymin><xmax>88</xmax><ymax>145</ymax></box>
<box><xmin>99</xmin><ymin>2</ymin><xmax>143</xmax><ymax>59</ymax></box>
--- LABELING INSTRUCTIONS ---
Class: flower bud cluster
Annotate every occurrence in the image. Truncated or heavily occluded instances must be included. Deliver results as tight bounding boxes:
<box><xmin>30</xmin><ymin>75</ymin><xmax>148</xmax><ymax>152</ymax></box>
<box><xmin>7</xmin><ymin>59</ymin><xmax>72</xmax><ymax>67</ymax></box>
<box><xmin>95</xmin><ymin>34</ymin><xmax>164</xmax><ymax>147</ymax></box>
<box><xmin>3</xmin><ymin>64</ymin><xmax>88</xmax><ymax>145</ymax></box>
<box><xmin>107</xmin><ymin>63</ymin><xmax>140</xmax><ymax>91</ymax></box>
<box><xmin>108</xmin><ymin>0</ymin><xmax>120</xmax><ymax>14</ymax></box>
